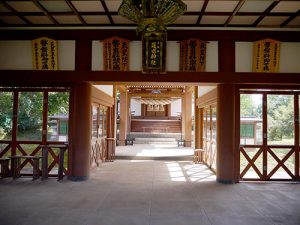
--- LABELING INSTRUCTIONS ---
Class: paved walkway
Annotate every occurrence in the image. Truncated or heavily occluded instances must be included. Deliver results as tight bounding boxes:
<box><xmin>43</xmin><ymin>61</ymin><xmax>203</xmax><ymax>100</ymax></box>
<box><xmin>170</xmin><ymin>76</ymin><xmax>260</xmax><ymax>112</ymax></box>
<box><xmin>116</xmin><ymin>143</ymin><xmax>194</xmax><ymax>159</ymax></box>
<box><xmin>0</xmin><ymin>159</ymin><xmax>299</xmax><ymax>225</ymax></box>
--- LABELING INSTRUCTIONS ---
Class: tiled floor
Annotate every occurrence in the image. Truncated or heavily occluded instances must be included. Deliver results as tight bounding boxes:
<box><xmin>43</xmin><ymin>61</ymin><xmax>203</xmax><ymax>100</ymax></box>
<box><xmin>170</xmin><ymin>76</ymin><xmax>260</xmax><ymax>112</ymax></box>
<box><xmin>0</xmin><ymin>159</ymin><xmax>299</xmax><ymax>225</ymax></box>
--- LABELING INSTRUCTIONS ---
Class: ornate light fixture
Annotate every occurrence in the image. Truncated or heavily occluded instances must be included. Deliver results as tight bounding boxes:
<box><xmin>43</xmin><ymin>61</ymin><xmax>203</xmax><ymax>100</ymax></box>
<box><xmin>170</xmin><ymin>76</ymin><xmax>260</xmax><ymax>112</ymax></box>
<box><xmin>118</xmin><ymin>0</ymin><xmax>187</xmax><ymax>74</ymax></box>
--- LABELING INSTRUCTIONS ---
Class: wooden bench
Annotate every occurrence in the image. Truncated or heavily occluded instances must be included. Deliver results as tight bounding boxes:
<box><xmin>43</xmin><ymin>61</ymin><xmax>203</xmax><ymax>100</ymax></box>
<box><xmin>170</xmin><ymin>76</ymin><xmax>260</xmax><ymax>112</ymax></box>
<box><xmin>0</xmin><ymin>158</ymin><xmax>10</xmax><ymax>178</ymax></box>
<box><xmin>39</xmin><ymin>144</ymin><xmax>68</xmax><ymax>181</ymax></box>
<box><xmin>11</xmin><ymin>155</ymin><xmax>42</xmax><ymax>180</ymax></box>
<box><xmin>194</xmin><ymin>149</ymin><xmax>205</xmax><ymax>163</ymax></box>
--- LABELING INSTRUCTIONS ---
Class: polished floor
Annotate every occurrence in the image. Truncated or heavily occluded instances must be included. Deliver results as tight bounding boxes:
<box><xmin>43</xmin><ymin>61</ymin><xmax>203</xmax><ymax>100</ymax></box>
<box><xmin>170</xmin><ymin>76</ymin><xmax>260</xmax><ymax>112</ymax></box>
<box><xmin>0</xmin><ymin>159</ymin><xmax>299</xmax><ymax>225</ymax></box>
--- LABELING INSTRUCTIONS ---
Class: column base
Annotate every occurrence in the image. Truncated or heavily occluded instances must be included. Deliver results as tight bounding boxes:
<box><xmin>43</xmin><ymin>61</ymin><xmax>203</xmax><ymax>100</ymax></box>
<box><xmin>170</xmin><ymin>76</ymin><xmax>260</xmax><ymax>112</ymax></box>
<box><xmin>217</xmin><ymin>178</ymin><xmax>235</xmax><ymax>184</ymax></box>
<box><xmin>184</xmin><ymin>141</ymin><xmax>192</xmax><ymax>147</ymax></box>
<box><xmin>68</xmin><ymin>175</ymin><xmax>89</xmax><ymax>182</ymax></box>
<box><xmin>119</xmin><ymin>140</ymin><xmax>126</xmax><ymax>146</ymax></box>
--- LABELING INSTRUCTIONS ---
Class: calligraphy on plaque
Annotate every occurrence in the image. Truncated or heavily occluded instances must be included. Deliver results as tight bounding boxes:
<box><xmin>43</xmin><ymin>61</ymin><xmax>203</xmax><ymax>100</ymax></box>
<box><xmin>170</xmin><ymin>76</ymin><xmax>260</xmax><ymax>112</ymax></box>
<box><xmin>32</xmin><ymin>37</ymin><xmax>58</xmax><ymax>70</ymax></box>
<box><xmin>253</xmin><ymin>38</ymin><xmax>280</xmax><ymax>73</ymax></box>
<box><xmin>102</xmin><ymin>36</ymin><xmax>129</xmax><ymax>71</ymax></box>
<box><xmin>142</xmin><ymin>34</ymin><xmax>166</xmax><ymax>74</ymax></box>
<box><xmin>179</xmin><ymin>39</ymin><xmax>207</xmax><ymax>72</ymax></box>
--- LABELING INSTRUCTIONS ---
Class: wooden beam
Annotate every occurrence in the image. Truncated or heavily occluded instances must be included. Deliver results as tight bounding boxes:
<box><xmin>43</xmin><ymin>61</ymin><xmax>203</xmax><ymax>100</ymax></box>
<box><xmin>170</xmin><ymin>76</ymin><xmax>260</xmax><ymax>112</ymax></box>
<box><xmin>65</xmin><ymin>0</ymin><xmax>87</xmax><ymax>25</ymax></box>
<box><xmin>1</xmin><ymin>70</ymin><xmax>300</xmax><ymax>85</ymax></box>
<box><xmin>281</xmin><ymin>9</ymin><xmax>300</xmax><ymax>27</ymax></box>
<box><xmin>2</xmin><ymin>1</ymin><xmax>32</xmax><ymax>25</ymax></box>
<box><xmin>1</xmin><ymin>29</ymin><xmax>300</xmax><ymax>42</ymax></box>
<box><xmin>224</xmin><ymin>0</ymin><xmax>246</xmax><ymax>27</ymax></box>
<box><xmin>31</xmin><ymin>0</ymin><xmax>59</xmax><ymax>25</ymax></box>
<box><xmin>100</xmin><ymin>0</ymin><xmax>114</xmax><ymax>25</ymax></box>
<box><xmin>196</xmin><ymin>0</ymin><xmax>209</xmax><ymax>25</ymax></box>
<box><xmin>252</xmin><ymin>1</ymin><xmax>280</xmax><ymax>27</ymax></box>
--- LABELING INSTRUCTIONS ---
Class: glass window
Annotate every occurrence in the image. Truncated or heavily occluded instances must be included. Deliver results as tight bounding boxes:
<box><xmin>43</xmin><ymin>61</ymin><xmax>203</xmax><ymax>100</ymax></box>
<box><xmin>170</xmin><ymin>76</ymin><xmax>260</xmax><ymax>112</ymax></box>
<box><xmin>0</xmin><ymin>92</ymin><xmax>13</xmax><ymax>141</ymax></box>
<box><xmin>17</xmin><ymin>92</ymin><xmax>43</xmax><ymax>141</ymax></box>
<box><xmin>92</xmin><ymin>106</ymin><xmax>98</xmax><ymax>138</ymax></box>
<box><xmin>240</xmin><ymin>94</ymin><xmax>263</xmax><ymax>145</ymax></box>
<box><xmin>99</xmin><ymin>107</ymin><xmax>103</xmax><ymax>137</ymax></box>
<box><xmin>267</xmin><ymin>95</ymin><xmax>294</xmax><ymax>145</ymax></box>
<box><xmin>47</xmin><ymin>92</ymin><xmax>69</xmax><ymax>142</ymax></box>
<box><xmin>103</xmin><ymin>107</ymin><xmax>107</xmax><ymax>137</ymax></box>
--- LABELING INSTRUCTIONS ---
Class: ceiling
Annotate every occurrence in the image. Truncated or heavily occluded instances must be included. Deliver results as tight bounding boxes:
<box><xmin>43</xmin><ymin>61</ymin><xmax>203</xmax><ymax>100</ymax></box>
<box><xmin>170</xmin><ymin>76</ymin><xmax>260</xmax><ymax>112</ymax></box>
<box><xmin>0</xmin><ymin>0</ymin><xmax>299</xmax><ymax>28</ymax></box>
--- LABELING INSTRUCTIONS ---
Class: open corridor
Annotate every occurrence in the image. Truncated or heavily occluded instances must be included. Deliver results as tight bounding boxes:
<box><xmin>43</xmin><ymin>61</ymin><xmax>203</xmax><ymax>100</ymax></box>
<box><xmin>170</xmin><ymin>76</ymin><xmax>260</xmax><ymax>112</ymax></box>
<box><xmin>0</xmin><ymin>158</ymin><xmax>299</xmax><ymax>225</ymax></box>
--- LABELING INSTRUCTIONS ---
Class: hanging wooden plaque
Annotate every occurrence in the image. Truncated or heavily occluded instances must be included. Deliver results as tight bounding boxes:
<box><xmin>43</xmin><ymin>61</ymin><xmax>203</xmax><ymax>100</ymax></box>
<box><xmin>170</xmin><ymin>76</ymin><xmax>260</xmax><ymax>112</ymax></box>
<box><xmin>142</xmin><ymin>32</ymin><xmax>167</xmax><ymax>74</ymax></box>
<box><xmin>102</xmin><ymin>36</ymin><xmax>129</xmax><ymax>71</ymax></box>
<box><xmin>32</xmin><ymin>37</ymin><xmax>58</xmax><ymax>70</ymax></box>
<box><xmin>253</xmin><ymin>38</ymin><xmax>280</xmax><ymax>73</ymax></box>
<box><xmin>179</xmin><ymin>39</ymin><xmax>207</xmax><ymax>72</ymax></box>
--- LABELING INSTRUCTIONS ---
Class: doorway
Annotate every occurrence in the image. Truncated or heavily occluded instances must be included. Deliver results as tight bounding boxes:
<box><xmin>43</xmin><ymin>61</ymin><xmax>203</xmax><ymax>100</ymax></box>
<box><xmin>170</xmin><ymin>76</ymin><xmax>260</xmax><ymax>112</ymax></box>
<box><xmin>239</xmin><ymin>90</ymin><xmax>299</xmax><ymax>181</ymax></box>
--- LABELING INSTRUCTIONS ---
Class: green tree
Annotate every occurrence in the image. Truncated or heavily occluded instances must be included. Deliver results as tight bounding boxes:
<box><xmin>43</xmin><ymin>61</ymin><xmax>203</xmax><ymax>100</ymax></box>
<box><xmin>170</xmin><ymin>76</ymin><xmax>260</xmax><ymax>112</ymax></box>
<box><xmin>0</xmin><ymin>92</ymin><xmax>13</xmax><ymax>136</ymax></box>
<box><xmin>267</xmin><ymin>95</ymin><xmax>294</xmax><ymax>141</ymax></box>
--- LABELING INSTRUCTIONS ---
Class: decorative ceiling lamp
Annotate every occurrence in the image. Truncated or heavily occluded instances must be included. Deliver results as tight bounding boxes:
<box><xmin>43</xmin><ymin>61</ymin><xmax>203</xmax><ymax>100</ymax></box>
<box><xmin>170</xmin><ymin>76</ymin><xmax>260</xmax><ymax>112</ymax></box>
<box><xmin>118</xmin><ymin>0</ymin><xmax>187</xmax><ymax>74</ymax></box>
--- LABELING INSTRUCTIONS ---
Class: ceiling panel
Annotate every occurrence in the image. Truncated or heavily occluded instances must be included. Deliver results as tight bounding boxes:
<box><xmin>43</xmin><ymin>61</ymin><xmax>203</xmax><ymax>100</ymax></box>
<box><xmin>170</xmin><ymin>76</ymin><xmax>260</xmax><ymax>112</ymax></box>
<box><xmin>25</xmin><ymin>16</ymin><xmax>54</xmax><ymax>25</ymax></box>
<box><xmin>259</xmin><ymin>16</ymin><xmax>289</xmax><ymax>26</ymax></box>
<box><xmin>271</xmin><ymin>1</ymin><xmax>300</xmax><ymax>13</ymax></box>
<box><xmin>40</xmin><ymin>1</ymin><xmax>72</xmax><ymax>12</ymax></box>
<box><xmin>0</xmin><ymin>4</ymin><xmax>11</xmax><ymax>12</ymax></box>
<box><xmin>239</xmin><ymin>0</ymin><xmax>273</xmax><ymax>13</ymax></box>
<box><xmin>112</xmin><ymin>15</ymin><xmax>135</xmax><ymax>24</ymax></box>
<box><xmin>184</xmin><ymin>0</ymin><xmax>204</xmax><ymax>12</ymax></box>
<box><xmin>53</xmin><ymin>15</ymin><xmax>82</xmax><ymax>24</ymax></box>
<box><xmin>82</xmin><ymin>15</ymin><xmax>110</xmax><ymax>24</ymax></box>
<box><xmin>201</xmin><ymin>16</ymin><xmax>229</xmax><ymax>24</ymax></box>
<box><xmin>0</xmin><ymin>15</ymin><xmax>26</xmax><ymax>24</ymax></box>
<box><xmin>71</xmin><ymin>1</ymin><xmax>104</xmax><ymax>12</ymax></box>
<box><xmin>0</xmin><ymin>0</ymin><xmax>298</xmax><ymax>28</ymax></box>
<box><xmin>6</xmin><ymin>1</ymin><xmax>42</xmax><ymax>12</ymax></box>
<box><xmin>287</xmin><ymin>16</ymin><xmax>300</xmax><ymax>27</ymax></box>
<box><xmin>230</xmin><ymin>16</ymin><xmax>259</xmax><ymax>25</ymax></box>
<box><xmin>105</xmin><ymin>0</ymin><xmax>122</xmax><ymax>12</ymax></box>
<box><xmin>174</xmin><ymin>15</ymin><xmax>198</xmax><ymax>24</ymax></box>
<box><xmin>206</xmin><ymin>1</ymin><xmax>239</xmax><ymax>12</ymax></box>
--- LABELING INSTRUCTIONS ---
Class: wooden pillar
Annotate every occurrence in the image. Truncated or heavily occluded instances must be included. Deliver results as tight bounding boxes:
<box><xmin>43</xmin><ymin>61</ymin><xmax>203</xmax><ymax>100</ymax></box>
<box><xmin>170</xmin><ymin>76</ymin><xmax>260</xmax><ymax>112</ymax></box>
<box><xmin>119</xmin><ymin>91</ymin><xmax>128</xmax><ymax>146</ymax></box>
<box><xmin>194</xmin><ymin>87</ymin><xmax>201</xmax><ymax>149</ymax></box>
<box><xmin>112</xmin><ymin>85</ymin><xmax>117</xmax><ymax>140</ymax></box>
<box><xmin>218</xmin><ymin>40</ymin><xmax>235</xmax><ymax>72</ymax></box>
<box><xmin>75</xmin><ymin>40</ymin><xmax>92</xmax><ymax>71</ymax></box>
<box><xmin>217</xmin><ymin>83</ymin><xmax>237</xmax><ymax>184</ymax></box>
<box><xmin>167</xmin><ymin>104</ymin><xmax>171</xmax><ymax>117</ymax></box>
<box><xmin>184</xmin><ymin>88</ymin><xmax>193</xmax><ymax>147</ymax></box>
<box><xmin>181</xmin><ymin>96</ymin><xmax>185</xmax><ymax>142</ymax></box>
<box><xmin>199</xmin><ymin>108</ymin><xmax>204</xmax><ymax>149</ymax></box>
<box><xmin>128</xmin><ymin>96</ymin><xmax>131</xmax><ymax>133</ymax></box>
<box><xmin>69</xmin><ymin>82</ymin><xmax>92</xmax><ymax>181</ymax></box>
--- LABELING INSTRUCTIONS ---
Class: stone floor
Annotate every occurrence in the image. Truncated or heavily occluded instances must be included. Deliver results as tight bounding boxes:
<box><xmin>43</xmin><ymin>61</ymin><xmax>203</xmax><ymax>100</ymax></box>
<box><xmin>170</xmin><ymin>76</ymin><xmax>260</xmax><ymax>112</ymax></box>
<box><xmin>0</xmin><ymin>159</ymin><xmax>299</xmax><ymax>225</ymax></box>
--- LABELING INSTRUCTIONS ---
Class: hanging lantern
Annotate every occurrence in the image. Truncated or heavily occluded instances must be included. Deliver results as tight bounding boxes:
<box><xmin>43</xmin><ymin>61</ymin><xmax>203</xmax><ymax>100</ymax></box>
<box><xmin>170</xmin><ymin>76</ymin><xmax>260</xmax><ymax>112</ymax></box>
<box><xmin>118</xmin><ymin>0</ymin><xmax>187</xmax><ymax>74</ymax></box>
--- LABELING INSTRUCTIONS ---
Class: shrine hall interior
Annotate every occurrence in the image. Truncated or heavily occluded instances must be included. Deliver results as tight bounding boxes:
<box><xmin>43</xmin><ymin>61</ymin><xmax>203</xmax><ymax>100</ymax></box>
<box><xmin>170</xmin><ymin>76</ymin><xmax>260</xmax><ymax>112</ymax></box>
<box><xmin>0</xmin><ymin>1</ymin><xmax>300</xmax><ymax>225</ymax></box>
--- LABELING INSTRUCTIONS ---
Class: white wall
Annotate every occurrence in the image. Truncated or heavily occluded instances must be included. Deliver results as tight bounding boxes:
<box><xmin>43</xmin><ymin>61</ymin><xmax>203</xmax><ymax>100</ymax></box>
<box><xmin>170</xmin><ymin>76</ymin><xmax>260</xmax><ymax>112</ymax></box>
<box><xmin>58</xmin><ymin>41</ymin><xmax>75</xmax><ymax>70</ymax></box>
<box><xmin>198</xmin><ymin>86</ymin><xmax>217</xmax><ymax>97</ymax></box>
<box><xmin>235</xmin><ymin>42</ymin><xmax>252</xmax><ymax>72</ymax></box>
<box><xmin>129</xmin><ymin>41</ymin><xmax>142</xmax><ymax>71</ymax></box>
<box><xmin>171</xmin><ymin>98</ymin><xmax>182</xmax><ymax>116</ymax></box>
<box><xmin>0</xmin><ymin>40</ymin><xmax>75</xmax><ymax>70</ymax></box>
<box><xmin>279</xmin><ymin>43</ymin><xmax>300</xmax><ymax>73</ymax></box>
<box><xmin>206</xmin><ymin>41</ymin><xmax>218</xmax><ymax>72</ymax></box>
<box><xmin>91</xmin><ymin>40</ymin><xmax>218</xmax><ymax>72</ymax></box>
<box><xmin>0</xmin><ymin>41</ymin><xmax>32</xmax><ymax>70</ymax></box>
<box><xmin>130</xmin><ymin>98</ymin><xmax>141</xmax><ymax>116</ymax></box>
<box><xmin>92</xmin><ymin>41</ymin><xmax>103</xmax><ymax>71</ymax></box>
<box><xmin>166</xmin><ymin>41</ymin><xmax>180</xmax><ymax>71</ymax></box>
<box><xmin>236</xmin><ymin>42</ymin><xmax>300</xmax><ymax>73</ymax></box>
<box><xmin>94</xmin><ymin>85</ymin><xmax>113</xmax><ymax>96</ymax></box>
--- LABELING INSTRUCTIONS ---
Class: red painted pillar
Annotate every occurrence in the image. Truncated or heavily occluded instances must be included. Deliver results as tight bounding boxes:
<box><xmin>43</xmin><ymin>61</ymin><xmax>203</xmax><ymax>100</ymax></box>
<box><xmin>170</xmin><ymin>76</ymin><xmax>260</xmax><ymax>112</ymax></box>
<box><xmin>217</xmin><ymin>83</ymin><xmax>237</xmax><ymax>184</ymax></box>
<box><xmin>68</xmin><ymin>82</ymin><xmax>92</xmax><ymax>181</ymax></box>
